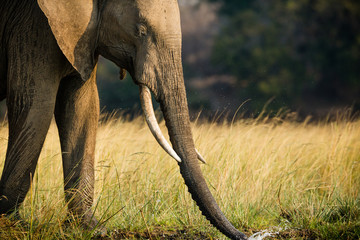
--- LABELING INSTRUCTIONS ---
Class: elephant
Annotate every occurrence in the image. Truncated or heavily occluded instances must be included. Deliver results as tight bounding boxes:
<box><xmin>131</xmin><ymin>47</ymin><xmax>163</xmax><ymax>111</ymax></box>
<box><xmin>0</xmin><ymin>0</ymin><xmax>247</xmax><ymax>239</ymax></box>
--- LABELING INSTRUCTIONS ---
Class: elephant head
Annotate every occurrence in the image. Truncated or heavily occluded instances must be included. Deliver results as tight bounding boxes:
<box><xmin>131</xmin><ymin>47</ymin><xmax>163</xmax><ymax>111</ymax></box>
<box><xmin>37</xmin><ymin>0</ymin><xmax>247</xmax><ymax>239</ymax></box>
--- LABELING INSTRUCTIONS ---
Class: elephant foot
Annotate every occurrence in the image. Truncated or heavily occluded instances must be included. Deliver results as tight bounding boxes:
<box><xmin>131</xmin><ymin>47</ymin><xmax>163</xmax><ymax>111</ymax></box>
<box><xmin>83</xmin><ymin>213</ymin><xmax>108</xmax><ymax>237</ymax></box>
<box><xmin>0</xmin><ymin>211</ymin><xmax>29</xmax><ymax>229</ymax></box>
<box><xmin>0</xmin><ymin>206</ymin><xmax>20</xmax><ymax>221</ymax></box>
<box><xmin>65</xmin><ymin>212</ymin><xmax>107</xmax><ymax>237</ymax></box>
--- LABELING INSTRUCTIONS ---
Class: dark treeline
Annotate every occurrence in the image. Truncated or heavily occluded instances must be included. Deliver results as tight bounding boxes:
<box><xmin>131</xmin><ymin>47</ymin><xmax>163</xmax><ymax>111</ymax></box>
<box><xmin>3</xmin><ymin>0</ymin><xmax>357</xmax><ymax>119</ymax></box>
<box><xmin>209</xmin><ymin>0</ymin><xmax>360</xmax><ymax>117</ymax></box>
<box><xmin>96</xmin><ymin>0</ymin><xmax>360</xmax><ymax>120</ymax></box>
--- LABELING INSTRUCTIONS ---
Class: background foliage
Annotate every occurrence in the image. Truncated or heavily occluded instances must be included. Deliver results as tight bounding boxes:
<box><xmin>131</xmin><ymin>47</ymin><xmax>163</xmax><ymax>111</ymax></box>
<box><xmin>209</xmin><ymin>0</ymin><xmax>360</xmax><ymax>114</ymax></box>
<box><xmin>2</xmin><ymin>0</ymin><xmax>357</xmax><ymax>118</ymax></box>
<box><xmin>95</xmin><ymin>0</ymin><xmax>359</xmax><ymax>118</ymax></box>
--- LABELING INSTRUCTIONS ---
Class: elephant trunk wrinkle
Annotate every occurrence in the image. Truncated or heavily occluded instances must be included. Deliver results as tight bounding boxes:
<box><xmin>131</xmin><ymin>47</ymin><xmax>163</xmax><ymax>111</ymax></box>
<box><xmin>160</xmin><ymin>89</ymin><xmax>248</xmax><ymax>240</ymax></box>
<box><xmin>140</xmin><ymin>85</ymin><xmax>206</xmax><ymax>164</ymax></box>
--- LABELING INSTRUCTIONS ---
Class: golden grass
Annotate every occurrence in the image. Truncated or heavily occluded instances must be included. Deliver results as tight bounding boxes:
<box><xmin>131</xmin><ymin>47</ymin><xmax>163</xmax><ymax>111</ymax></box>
<box><xmin>0</xmin><ymin>114</ymin><xmax>359</xmax><ymax>239</ymax></box>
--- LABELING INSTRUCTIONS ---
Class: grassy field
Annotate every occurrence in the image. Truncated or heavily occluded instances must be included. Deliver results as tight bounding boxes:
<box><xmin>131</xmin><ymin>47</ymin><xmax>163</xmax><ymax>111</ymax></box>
<box><xmin>0</xmin><ymin>112</ymin><xmax>359</xmax><ymax>239</ymax></box>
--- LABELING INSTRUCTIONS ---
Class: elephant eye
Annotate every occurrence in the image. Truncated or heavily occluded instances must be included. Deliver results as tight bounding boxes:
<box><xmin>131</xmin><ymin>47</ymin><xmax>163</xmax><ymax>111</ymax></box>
<box><xmin>137</xmin><ymin>24</ymin><xmax>148</xmax><ymax>37</ymax></box>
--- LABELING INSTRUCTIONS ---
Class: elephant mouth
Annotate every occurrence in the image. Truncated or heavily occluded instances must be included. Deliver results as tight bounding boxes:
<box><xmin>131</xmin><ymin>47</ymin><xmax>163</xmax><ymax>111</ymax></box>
<box><xmin>139</xmin><ymin>85</ymin><xmax>206</xmax><ymax>164</ymax></box>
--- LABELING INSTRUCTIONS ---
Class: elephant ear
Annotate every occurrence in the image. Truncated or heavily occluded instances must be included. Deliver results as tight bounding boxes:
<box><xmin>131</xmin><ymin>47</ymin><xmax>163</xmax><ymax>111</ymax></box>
<box><xmin>37</xmin><ymin>0</ymin><xmax>98</xmax><ymax>80</ymax></box>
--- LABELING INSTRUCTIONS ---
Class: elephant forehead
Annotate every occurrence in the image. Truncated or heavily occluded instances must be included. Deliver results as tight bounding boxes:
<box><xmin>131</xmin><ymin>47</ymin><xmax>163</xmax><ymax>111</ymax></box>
<box><xmin>137</xmin><ymin>0</ymin><xmax>181</xmax><ymax>35</ymax></box>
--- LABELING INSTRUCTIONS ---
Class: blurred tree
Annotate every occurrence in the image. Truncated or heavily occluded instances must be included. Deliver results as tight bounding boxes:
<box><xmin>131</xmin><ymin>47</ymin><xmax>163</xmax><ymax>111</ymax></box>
<box><xmin>96</xmin><ymin>58</ymin><xmax>141</xmax><ymax>114</ymax></box>
<box><xmin>207</xmin><ymin>0</ymin><xmax>253</xmax><ymax>16</ymax></box>
<box><xmin>209</xmin><ymin>0</ymin><xmax>360</xmax><ymax>113</ymax></box>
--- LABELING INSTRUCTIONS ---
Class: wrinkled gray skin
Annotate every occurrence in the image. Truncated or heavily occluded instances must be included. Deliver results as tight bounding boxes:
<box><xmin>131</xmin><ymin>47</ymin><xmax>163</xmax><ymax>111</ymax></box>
<box><xmin>0</xmin><ymin>0</ymin><xmax>247</xmax><ymax>239</ymax></box>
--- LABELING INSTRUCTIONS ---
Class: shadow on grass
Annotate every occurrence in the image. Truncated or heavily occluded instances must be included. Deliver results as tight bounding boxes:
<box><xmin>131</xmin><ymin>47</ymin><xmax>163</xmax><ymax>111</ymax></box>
<box><xmin>1</xmin><ymin>218</ymin><xmax>358</xmax><ymax>240</ymax></box>
<box><xmin>103</xmin><ymin>228</ymin><xmax>318</xmax><ymax>240</ymax></box>
<box><xmin>104</xmin><ymin>227</ymin><xmax>212</xmax><ymax>240</ymax></box>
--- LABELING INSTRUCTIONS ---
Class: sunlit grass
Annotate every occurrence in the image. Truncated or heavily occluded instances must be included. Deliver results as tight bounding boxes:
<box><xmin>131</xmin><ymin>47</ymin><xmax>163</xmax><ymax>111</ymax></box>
<box><xmin>0</xmin><ymin>113</ymin><xmax>359</xmax><ymax>239</ymax></box>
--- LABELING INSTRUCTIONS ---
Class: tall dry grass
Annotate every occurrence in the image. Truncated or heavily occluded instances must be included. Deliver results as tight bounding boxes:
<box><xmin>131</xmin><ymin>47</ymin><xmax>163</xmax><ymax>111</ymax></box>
<box><xmin>0</xmin><ymin>113</ymin><xmax>359</xmax><ymax>239</ymax></box>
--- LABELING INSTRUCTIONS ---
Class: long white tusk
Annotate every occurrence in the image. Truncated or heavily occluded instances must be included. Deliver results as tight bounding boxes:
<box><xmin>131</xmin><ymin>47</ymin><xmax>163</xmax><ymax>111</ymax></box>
<box><xmin>139</xmin><ymin>85</ymin><xmax>182</xmax><ymax>162</ymax></box>
<box><xmin>139</xmin><ymin>85</ymin><xmax>207</xmax><ymax>164</ymax></box>
<box><xmin>196</xmin><ymin>149</ymin><xmax>207</xmax><ymax>164</ymax></box>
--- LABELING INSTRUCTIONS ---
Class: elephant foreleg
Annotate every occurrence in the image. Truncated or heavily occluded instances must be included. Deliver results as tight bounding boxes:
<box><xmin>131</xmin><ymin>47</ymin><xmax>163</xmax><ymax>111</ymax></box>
<box><xmin>54</xmin><ymin>71</ymin><xmax>100</xmax><ymax>229</ymax></box>
<box><xmin>0</xmin><ymin>72</ymin><xmax>60</xmax><ymax>215</ymax></box>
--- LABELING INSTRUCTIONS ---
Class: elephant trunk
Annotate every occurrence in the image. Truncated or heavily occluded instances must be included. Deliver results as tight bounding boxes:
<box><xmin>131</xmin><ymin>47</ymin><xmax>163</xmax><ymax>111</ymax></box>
<box><xmin>139</xmin><ymin>60</ymin><xmax>247</xmax><ymax>239</ymax></box>
<box><xmin>161</xmin><ymin>93</ymin><xmax>247</xmax><ymax>240</ymax></box>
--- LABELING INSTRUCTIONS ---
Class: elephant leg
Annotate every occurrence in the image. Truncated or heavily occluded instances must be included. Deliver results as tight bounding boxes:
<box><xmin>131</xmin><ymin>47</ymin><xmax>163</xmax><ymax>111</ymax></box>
<box><xmin>0</xmin><ymin>58</ymin><xmax>6</xmax><ymax>101</ymax></box>
<box><xmin>54</xmin><ymin>71</ymin><xmax>100</xmax><ymax>229</ymax></box>
<box><xmin>0</xmin><ymin>72</ymin><xmax>60</xmax><ymax>215</ymax></box>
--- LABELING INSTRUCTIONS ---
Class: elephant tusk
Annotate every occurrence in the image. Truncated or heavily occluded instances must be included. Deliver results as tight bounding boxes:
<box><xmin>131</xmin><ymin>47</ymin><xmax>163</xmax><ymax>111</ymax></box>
<box><xmin>139</xmin><ymin>85</ymin><xmax>207</xmax><ymax>164</ymax></box>
<box><xmin>195</xmin><ymin>149</ymin><xmax>207</xmax><ymax>164</ymax></box>
<box><xmin>119</xmin><ymin>68</ymin><xmax>127</xmax><ymax>80</ymax></box>
<box><xmin>139</xmin><ymin>85</ymin><xmax>182</xmax><ymax>162</ymax></box>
